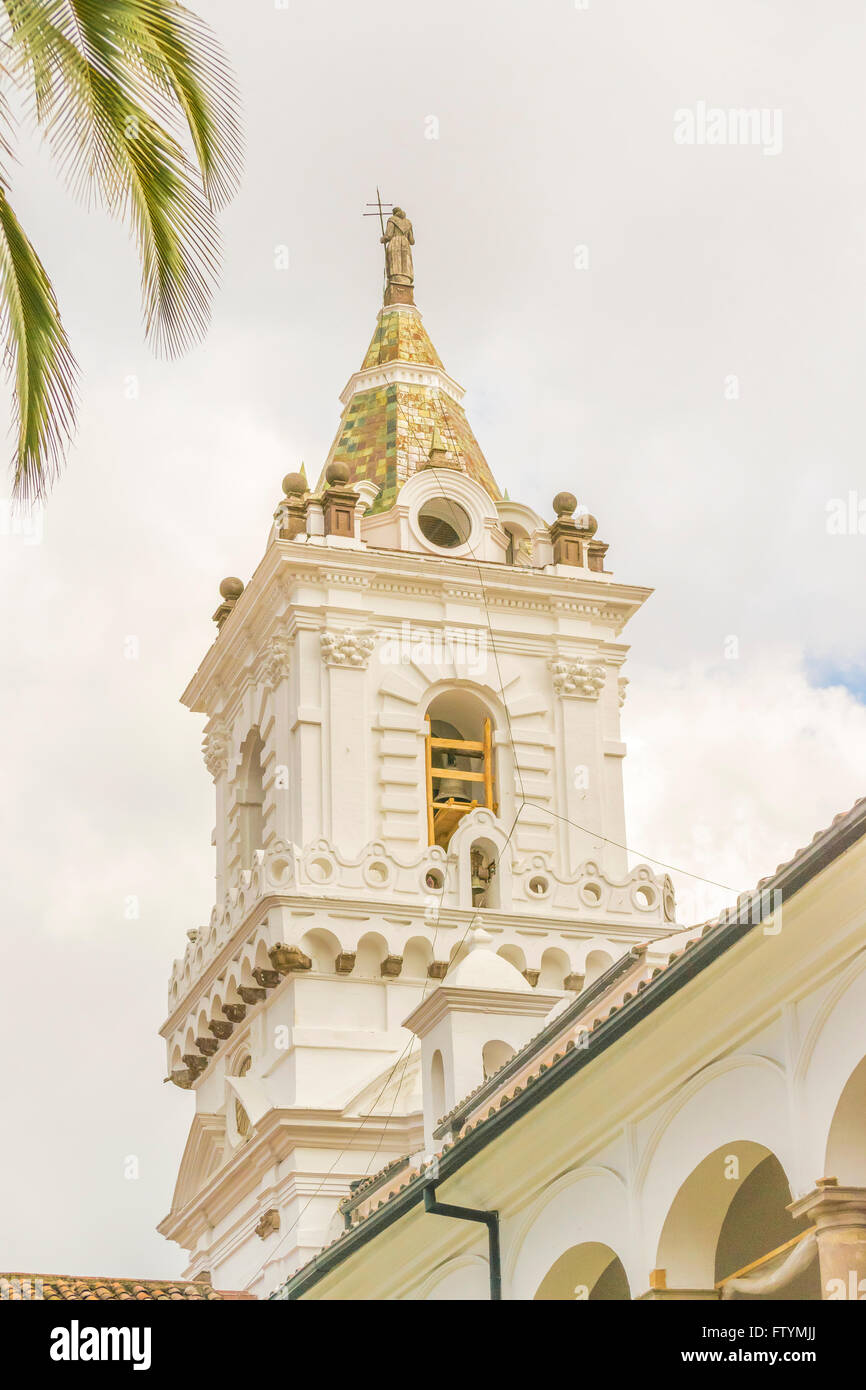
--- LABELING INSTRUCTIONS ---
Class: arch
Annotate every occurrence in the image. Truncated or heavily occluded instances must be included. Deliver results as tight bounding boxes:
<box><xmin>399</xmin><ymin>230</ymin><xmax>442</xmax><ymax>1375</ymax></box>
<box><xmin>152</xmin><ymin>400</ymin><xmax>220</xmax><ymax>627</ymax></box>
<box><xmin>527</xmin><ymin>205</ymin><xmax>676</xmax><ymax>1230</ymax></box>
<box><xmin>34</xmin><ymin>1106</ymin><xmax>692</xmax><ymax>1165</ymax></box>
<box><xmin>430</xmin><ymin>1050</ymin><xmax>446</xmax><ymax>1125</ymax></box>
<box><xmin>424</xmin><ymin>687</ymin><xmax>499</xmax><ymax>850</ymax></box>
<box><xmin>355</xmin><ymin>931</ymin><xmax>388</xmax><ymax>978</ymax></box>
<box><xmin>538</xmin><ymin>947</ymin><xmax>571</xmax><ymax>991</ymax></box>
<box><xmin>498</xmin><ymin>943</ymin><xmax>526</xmax><ymax>974</ymax></box>
<box><xmin>508</xmin><ymin>1167</ymin><xmax>632</xmax><ymax>1301</ymax></box>
<box><xmin>502</xmin><ymin>521</ymin><xmax>532</xmax><ymax>569</ymax></box>
<box><xmin>799</xmin><ymin>956</ymin><xmax>866</xmax><ymax>1189</ymax></box>
<box><xmin>420</xmin><ymin>1255</ymin><xmax>490</xmax><ymax>1301</ymax></box>
<box><xmin>583</xmin><ymin>948</ymin><xmax>614</xmax><ymax>988</ymax></box>
<box><xmin>403</xmin><ymin>936</ymin><xmax>433</xmax><ymax>980</ymax></box>
<box><xmin>224</xmin><ymin>974</ymin><xmax>243</xmax><ymax>1007</ymax></box>
<box><xmin>714</xmin><ymin>1152</ymin><xmax>819</xmax><ymax>1298</ymax></box>
<box><xmin>825</xmin><ymin>1053</ymin><xmax>866</xmax><ymax>1186</ymax></box>
<box><xmin>657</xmin><ymin>1141</ymin><xmax>815</xmax><ymax>1297</ymax></box>
<box><xmin>299</xmin><ymin>927</ymin><xmax>342</xmax><ymax>974</ymax></box>
<box><xmin>449</xmin><ymin>939</ymin><xmax>470</xmax><ymax>968</ymax></box>
<box><xmin>469</xmin><ymin>836</ymin><xmax>500</xmax><ymax>909</ymax></box>
<box><xmin>534</xmin><ymin>1242</ymin><xmax>630</xmax><ymax>1301</ymax></box>
<box><xmin>639</xmin><ymin>1055</ymin><xmax>796</xmax><ymax>1288</ymax></box>
<box><xmin>236</xmin><ymin>727</ymin><xmax>265</xmax><ymax>871</ymax></box>
<box><xmin>482</xmin><ymin>1039</ymin><xmax>516</xmax><ymax>1080</ymax></box>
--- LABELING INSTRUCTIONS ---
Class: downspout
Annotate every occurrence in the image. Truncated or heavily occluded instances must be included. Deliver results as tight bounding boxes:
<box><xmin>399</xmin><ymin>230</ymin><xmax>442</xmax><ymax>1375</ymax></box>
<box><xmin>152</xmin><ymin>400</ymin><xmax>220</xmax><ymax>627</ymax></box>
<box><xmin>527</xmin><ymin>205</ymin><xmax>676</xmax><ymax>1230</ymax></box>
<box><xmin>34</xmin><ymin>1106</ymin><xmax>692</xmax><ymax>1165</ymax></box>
<box><xmin>423</xmin><ymin>1184</ymin><xmax>502</xmax><ymax>1300</ymax></box>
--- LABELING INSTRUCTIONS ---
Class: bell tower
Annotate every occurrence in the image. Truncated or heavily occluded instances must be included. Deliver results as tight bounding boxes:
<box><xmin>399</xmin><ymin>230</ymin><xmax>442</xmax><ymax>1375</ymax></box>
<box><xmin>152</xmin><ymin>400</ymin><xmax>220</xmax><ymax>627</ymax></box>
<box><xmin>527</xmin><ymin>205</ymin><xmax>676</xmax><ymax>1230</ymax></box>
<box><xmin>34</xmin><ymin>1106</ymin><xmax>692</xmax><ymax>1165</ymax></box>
<box><xmin>158</xmin><ymin>209</ymin><xmax>678</xmax><ymax>1297</ymax></box>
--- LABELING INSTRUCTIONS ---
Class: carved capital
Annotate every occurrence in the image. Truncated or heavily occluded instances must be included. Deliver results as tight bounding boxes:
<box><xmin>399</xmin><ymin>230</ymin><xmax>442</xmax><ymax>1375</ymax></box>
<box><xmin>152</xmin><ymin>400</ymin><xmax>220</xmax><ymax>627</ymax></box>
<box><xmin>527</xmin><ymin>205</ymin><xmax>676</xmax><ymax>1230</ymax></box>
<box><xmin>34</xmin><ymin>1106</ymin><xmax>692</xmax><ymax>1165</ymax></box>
<box><xmin>549</xmin><ymin>658</ymin><xmax>606</xmax><ymax>699</ymax></box>
<box><xmin>321</xmin><ymin>628</ymin><xmax>376</xmax><ymax>668</ymax></box>
<box><xmin>618</xmin><ymin>676</ymin><xmax>629</xmax><ymax>708</ymax></box>
<box><xmin>203</xmin><ymin>718</ymin><xmax>231</xmax><ymax>779</ymax></box>
<box><xmin>260</xmin><ymin>634</ymin><xmax>291</xmax><ymax>690</ymax></box>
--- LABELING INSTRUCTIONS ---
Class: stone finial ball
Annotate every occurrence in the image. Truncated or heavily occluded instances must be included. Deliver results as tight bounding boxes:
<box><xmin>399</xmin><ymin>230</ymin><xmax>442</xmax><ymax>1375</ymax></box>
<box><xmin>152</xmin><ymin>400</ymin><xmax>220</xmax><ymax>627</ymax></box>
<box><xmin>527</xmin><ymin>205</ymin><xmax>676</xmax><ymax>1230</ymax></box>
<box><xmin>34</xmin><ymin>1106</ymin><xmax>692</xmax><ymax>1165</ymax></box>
<box><xmin>575</xmin><ymin>512</ymin><xmax>598</xmax><ymax>535</ymax></box>
<box><xmin>553</xmin><ymin>491</ymin><xmax>577</xmax><ymax>517</ymax></box>
<box><xmin>219</xmin><ymin>576</ymin><xmax>244</xmax><ymax>601</ymax></box>
<box><xmin>325</xmin><ymin>461</ymin><xmax>351</xmax><ymax>486</ymax></box>
<box><xmin>282</xmin><ymin>472</ymin><xmax>307</xmax><ymax>497</ymax></box>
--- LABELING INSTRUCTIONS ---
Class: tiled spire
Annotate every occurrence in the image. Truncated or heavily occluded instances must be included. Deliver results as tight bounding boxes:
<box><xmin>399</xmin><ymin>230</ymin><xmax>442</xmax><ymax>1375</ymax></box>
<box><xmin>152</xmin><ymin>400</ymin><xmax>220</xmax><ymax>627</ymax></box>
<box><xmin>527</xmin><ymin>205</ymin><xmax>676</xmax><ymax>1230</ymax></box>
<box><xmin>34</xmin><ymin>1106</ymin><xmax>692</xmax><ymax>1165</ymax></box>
<box><xmin>316</xmin><ymin>217</ymin><xmax>501</xmax><ymax>511</ymax></box>
<box><xmin>317</xmin><ymin>301</ymin><xmax>501</xmax><ymax>512</ymax></box>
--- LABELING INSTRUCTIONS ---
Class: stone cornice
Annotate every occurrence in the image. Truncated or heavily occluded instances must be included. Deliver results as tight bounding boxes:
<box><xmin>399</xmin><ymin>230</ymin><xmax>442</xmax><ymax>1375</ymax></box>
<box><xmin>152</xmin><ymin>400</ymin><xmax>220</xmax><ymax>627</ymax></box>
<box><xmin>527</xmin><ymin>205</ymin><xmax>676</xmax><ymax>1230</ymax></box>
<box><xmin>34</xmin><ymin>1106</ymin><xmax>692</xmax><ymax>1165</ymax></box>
<box><xmin>162</xmin><ymin>888</ymin><xmax>676</xmax><ymax>1040</ymax></box>
<box><xmin>181</xmin><ymin>543</ymin><xmax>651</xmax><ymax>714</ymax></box>
<box><xmin>403</xmin><ymin>984</ymin><xmax>560</xmax><ymax>1036</ymax></box>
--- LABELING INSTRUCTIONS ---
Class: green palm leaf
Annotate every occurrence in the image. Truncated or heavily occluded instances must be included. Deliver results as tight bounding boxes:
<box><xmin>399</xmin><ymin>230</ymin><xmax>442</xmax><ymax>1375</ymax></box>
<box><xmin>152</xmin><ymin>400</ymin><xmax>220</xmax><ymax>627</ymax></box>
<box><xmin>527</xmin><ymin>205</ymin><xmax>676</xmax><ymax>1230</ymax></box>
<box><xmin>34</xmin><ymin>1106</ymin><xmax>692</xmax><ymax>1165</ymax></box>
<box><xmin>0</xmin><ymin>185</ymin><xmax>77</xmax><ymax>503</ymax></box>
<box><xmin>0</xmin><ymin>0</ymin><xmax>242</xmax><ymax>499</ymax></box>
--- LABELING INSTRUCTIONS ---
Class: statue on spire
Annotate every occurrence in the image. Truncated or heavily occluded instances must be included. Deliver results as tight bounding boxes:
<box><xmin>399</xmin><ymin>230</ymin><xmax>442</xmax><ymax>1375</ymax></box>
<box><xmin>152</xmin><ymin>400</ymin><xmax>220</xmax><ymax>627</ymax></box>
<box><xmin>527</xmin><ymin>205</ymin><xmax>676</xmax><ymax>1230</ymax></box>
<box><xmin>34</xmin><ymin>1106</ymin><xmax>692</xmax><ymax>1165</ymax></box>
<box><xmin>381</xmin><ymin>206</ymin><xmax>415</xmax><ymax>305</ymax></box>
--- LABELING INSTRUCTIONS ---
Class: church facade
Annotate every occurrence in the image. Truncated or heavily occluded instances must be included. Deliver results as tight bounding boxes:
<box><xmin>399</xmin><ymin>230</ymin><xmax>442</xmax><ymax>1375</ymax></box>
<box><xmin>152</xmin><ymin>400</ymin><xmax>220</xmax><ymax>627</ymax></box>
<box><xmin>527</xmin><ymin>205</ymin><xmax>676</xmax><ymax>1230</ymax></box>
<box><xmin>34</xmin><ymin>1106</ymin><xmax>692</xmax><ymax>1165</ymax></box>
<box><xmin>157</xmin><ymin>215</ymin><xmax>866</xmax><ymax>1302</ymax></box>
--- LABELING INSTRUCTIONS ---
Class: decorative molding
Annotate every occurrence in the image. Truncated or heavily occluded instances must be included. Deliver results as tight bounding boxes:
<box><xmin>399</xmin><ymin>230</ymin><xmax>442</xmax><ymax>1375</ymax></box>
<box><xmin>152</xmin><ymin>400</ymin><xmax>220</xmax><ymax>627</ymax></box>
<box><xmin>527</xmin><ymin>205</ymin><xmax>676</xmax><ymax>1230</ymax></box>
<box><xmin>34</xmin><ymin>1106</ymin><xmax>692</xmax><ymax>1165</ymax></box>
<box><xmin>549</xmin><ymin>658</ymin><xmax>606</xmax><ymax>699</ymax></box>
<box><xmin>260</xmin><ymin>634</ymin><xmax>291</xmax><ymax>690</ymax></box>
<box><xmin>320</xmin><ymin>629</ymin><xmax>377</xmax><ymax>668</ymax></box>
<box><xmin>339</xmin><ymin>360</ymin><xmax>465</xmax><ymax>409</ymax></box>
<box><xmin>618</xmin><ymin>676</ymin><xmax>629</xmax><ymax>708</ymax></box>
<box><xmin>203</xmin><ymin>719</ymin><xmax>231</xmax><ymax>779</ymax></box>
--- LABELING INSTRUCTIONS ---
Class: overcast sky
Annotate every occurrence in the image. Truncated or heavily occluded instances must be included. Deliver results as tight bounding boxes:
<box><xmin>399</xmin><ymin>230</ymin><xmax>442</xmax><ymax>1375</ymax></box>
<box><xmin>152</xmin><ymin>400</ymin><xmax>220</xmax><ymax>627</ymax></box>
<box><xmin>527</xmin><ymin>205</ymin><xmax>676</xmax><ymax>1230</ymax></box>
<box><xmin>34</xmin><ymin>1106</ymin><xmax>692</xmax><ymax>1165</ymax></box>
<box><xmin>1</xmin><ymin>0</ymin><xmax>865</xmax><ymax>1281</ymax></box>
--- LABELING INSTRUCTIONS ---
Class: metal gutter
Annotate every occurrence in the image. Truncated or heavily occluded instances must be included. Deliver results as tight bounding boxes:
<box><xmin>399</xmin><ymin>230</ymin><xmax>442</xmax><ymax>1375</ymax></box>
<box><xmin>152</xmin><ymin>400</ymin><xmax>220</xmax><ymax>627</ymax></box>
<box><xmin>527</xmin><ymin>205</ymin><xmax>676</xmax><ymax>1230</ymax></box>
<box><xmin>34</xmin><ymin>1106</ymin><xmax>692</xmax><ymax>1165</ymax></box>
<box><xmin>423</xmin><ymin>1186</ymin><xmax>501</xmax><ymax>1300</ymax></box>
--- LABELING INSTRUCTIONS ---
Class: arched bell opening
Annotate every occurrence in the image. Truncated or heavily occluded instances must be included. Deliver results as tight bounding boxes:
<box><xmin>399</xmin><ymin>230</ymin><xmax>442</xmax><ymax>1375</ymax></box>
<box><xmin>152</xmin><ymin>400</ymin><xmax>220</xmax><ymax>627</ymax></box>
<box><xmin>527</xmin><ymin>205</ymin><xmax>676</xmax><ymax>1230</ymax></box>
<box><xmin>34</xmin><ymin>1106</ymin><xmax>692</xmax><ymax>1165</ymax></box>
<box><xmin>424</xmin><ymin>690</ymin><xmax>496</xmax><ymax>849</ymax></box>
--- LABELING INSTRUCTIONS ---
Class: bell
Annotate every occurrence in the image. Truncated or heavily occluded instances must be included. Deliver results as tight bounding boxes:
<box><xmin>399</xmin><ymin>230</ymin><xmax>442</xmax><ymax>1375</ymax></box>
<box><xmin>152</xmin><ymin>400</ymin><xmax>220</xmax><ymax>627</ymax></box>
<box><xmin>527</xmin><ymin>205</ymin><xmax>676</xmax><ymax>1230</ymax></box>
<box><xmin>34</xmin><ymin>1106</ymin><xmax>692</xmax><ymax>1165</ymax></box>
<box><xmin>471</xmin><ymin>872</ymin><xmax>486</xmax><ymax>892</ymax></box>
<box><xmin>434</xmin><ymin>777</ymin><xmax>471</xmax><ymax>804</ymax></box>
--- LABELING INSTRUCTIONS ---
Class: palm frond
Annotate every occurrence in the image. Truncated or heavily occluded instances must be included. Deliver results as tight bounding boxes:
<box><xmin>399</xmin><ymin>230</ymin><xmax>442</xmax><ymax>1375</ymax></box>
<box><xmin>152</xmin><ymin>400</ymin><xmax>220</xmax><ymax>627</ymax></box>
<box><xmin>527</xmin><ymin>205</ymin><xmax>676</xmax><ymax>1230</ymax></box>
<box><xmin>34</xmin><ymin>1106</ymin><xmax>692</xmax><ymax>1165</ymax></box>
<box><xmin>0</xmin><ymin>0</ymin><xmax>241</xmax><ymax>498</ymax></box>
<box><xmin>0</xmin><ymin>184</ymin><xmax>77</xmax><ymax>504</ymax></box>
<box><xmin>130</xmin><ymin>0</ymin><xmax>242</xmax><ymax>209</ymax></box>
<box><xmin>3</xmin><ymin>0</ymin><xmax>240</xmax><ymax>352</ymax></box>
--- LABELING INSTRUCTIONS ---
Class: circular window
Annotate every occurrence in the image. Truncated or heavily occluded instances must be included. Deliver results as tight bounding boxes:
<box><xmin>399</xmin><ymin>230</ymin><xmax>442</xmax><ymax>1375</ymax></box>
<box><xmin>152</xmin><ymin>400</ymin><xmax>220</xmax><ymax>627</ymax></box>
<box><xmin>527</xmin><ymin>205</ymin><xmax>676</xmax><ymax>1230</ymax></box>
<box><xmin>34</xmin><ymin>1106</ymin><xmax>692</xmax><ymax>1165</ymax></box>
<box><xmin>308</xmin><ymin>856</ymin><xmax>334</xmax><ymax>884</ymax></box>
<box><xmin>417</xmin><ymin>498</ymin><xmax>472</xmax><ymax>550</ymax></box>
<box><xmin>364</xmin><ymin>860</ymin><xmax>390</xmax><ymax>888</ymax></box>
<box><xmin>580</xmin><ymin>881</ymin><xmax>603</xmax><ymax>908</ymax></box>
<box><xmin>528</xmin><ymin>875</ymin><xmax>549</xmax><ymax>897</ymax></box>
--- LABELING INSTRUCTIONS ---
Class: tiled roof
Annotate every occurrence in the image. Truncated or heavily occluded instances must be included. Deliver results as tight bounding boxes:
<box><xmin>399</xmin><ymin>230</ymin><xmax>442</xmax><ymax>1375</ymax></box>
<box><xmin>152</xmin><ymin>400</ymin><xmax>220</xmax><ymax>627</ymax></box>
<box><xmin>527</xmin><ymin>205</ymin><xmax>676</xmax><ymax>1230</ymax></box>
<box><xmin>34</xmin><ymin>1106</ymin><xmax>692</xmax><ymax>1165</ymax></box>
<box><xmin>360</xmin><ymin>307</ymin><xmax>444</xmax><ymax>369</ymax></box>
<box><xmin>317</xmin><ymin>304</ymin><xmax>501</xmax><ymax>509</ymax></box>
<box><xmin>0</xmin><ymin>1273</ymin><xmax>254</xmax><ymax>1301</ymax></box>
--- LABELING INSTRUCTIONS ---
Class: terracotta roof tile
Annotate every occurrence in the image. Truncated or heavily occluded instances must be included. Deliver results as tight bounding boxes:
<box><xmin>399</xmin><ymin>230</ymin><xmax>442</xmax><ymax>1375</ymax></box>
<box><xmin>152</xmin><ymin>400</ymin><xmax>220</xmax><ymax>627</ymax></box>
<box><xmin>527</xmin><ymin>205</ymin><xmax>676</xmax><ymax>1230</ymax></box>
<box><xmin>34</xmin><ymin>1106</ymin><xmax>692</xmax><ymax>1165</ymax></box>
<box><xmin>0</xmin><ymin>1273</ymin><xmax>254</xmax><ymax>1301</ymax></box>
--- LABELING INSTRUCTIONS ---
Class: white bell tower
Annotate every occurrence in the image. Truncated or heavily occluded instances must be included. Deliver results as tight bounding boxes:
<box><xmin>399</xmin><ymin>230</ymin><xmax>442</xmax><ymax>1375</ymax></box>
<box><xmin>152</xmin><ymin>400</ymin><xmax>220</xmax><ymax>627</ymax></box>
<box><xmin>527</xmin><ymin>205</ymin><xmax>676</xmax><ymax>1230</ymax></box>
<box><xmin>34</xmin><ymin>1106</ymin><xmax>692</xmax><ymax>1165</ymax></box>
<box><xmin>158</xmin><ymin>213</ymin><xmax>679</xmax><ymax>1297</ymax></box>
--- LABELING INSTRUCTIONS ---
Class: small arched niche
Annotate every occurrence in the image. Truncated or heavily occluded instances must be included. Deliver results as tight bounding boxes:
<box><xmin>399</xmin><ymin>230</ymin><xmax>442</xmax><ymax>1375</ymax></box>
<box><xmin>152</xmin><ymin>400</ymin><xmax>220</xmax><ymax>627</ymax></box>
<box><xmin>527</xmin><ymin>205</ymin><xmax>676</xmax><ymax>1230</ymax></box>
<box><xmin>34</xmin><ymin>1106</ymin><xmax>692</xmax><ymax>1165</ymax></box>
<box><xmin>430</xmin><ymin>1049</ymin><xmax>446</xmax><ymax>1124</ymax></box>
<box><xmin>355</xmin><ymin>931</ymin><xmax>389</xmax><ymax>978</ymax></box>
<box><xmin>424</xmin><ymin>690</ymin><xmax>496</xmax><ymax>849</ymax></box>
<box><xmin>482</xmin><ymin>1039</ymin><xmax>516</xmax><ymax>1080</ymax></box>
<box><xmin>469</xmin><ymin>836</ymin><xmax>499</xmax><ymax>909</ymax></box>
<box><xmin>298</xmin><ymin>928</ymin><xmax>342</xmax><ymax>974</ymax></box>
<box><xmin>539</xmin><ymin>948</ymin><xmax>571</xmax><ymax>991</ymax></box>
<box><xmin>583</xmin><ymin>948</ymin><xmax>615</xmax><ymax>989</ymax></box>
<box><xmin>403</xmin><ymin>936</ymin><xmax>433</xmax><ymax>980</ymax></box>
<box><xmin>503</xmin><ymin>522</ymin><xmax>532</xmax><ymax>568</ymax></box>
<box><xmin>236</xmin><ymin>728</ymin><xmax>265</xmax><ymax>871</ymax></box>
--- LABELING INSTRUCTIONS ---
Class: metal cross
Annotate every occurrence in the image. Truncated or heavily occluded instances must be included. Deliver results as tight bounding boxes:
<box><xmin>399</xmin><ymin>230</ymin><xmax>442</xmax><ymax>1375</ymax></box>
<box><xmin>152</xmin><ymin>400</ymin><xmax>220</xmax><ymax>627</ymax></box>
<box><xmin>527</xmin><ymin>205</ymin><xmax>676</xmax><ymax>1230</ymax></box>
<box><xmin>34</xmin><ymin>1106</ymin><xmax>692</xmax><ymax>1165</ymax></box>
<box><xmin>362</xmin><ymin>187</ymin><xmax>393</xmax><ymax>237</ymax></box>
